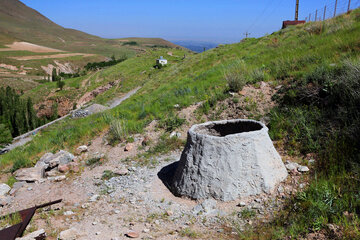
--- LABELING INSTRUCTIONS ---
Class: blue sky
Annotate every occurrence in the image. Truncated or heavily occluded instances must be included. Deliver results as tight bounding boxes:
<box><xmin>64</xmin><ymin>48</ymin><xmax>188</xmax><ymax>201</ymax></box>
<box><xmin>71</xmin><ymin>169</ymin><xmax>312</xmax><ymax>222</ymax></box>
<box><xmin>21</xmin><ymin>0</ymin><xmax>350</xmax><ymax>43</ymax></box>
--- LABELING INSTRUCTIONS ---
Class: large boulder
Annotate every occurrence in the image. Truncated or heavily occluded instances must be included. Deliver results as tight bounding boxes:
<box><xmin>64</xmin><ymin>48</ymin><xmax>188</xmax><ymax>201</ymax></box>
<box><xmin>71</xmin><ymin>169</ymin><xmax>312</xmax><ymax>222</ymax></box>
<box><xmin>14</xmin><ymin>167</ymin><xmax>45</xmax><ymax>182</ymax></box>
<box><xmin>171</xmin><ymin>119</ymin><xmax>288</xmax><ymax>201</ymax></box>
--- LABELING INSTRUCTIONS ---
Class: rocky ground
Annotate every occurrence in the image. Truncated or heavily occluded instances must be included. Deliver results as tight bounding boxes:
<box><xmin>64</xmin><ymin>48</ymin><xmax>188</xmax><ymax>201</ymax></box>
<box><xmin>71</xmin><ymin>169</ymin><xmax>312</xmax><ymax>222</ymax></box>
<box><xmin>0</xmin><ymin>82</ymin><xmax>313</xmax><ymax>239</ymax></box>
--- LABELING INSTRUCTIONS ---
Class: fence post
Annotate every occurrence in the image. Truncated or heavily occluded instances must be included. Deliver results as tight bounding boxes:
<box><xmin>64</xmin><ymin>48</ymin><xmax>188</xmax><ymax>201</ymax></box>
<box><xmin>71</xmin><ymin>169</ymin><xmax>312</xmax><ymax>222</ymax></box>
<box><xmin>315</xmin><ymin>10</ymin><xmax>318</xmax><ymax>21</ymax></box>
<box><xmin>309</xmin><ymin>13</ymin><xmax>311</xmax><ymax>22</ymax></box>
<box><xmin>334</xmin><ymin>0</ymin><xmax>338</xmax><ymax>17</ymax></box>
<box><xmin>323</xmin><ymin>6</ymin><xmax>327</xmax><ymax>21</ymax></box>
<box><xmin>348</xmin><ymin>0</ymin><xmax>352</xmax><ymax>12</ymax></box>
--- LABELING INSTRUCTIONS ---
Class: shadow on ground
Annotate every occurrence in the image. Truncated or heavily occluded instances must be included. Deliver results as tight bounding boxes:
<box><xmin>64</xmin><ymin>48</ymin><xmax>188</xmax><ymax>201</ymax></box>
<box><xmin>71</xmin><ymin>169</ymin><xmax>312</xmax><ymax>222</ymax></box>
<box><xmin>157</xmin><ymin>161</ymin><xmax>179</xmax><ymax>192</ymax></box>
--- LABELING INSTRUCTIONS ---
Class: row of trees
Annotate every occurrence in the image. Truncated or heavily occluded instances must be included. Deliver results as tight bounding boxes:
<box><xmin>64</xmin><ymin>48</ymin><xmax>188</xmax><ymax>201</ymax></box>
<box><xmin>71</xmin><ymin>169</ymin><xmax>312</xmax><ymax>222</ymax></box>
<box><xmin>0</xmin><ymin>87</ymin><xmax>45</xmax><ymax>146</ymax></box>
<box><xmin>85</xmin><ymin>55</ymin><xmax>127</xmax><ymax>71</ymax></box>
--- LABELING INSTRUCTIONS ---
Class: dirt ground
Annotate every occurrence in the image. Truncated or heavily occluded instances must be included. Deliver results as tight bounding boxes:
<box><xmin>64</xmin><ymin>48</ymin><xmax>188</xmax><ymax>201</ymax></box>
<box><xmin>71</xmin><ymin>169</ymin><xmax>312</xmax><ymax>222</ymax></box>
<box><xmin>0</xmin><ymin>42</ymin><xmax>63</xmax><ymax>53</ymax></box>
<box><xmin>10</xmin><ymin>53</ymin><xmax>95</xmax><ymax>61</ymax></box>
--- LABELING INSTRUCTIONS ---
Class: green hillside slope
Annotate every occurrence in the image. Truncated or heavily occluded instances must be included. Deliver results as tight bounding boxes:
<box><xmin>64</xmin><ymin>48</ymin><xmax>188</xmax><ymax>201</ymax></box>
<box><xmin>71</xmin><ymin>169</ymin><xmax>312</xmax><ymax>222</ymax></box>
<box><xmin>1</xmin><ymin>9</ymin><xmax>360</xmax><ymax>239</ymax></box>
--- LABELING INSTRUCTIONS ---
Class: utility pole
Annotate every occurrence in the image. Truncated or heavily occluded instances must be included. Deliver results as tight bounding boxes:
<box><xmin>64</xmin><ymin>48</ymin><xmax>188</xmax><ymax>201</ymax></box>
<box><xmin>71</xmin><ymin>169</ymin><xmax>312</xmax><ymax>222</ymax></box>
<box><xmin>244</xmin><ymin>32</ymin><xmax>251</xmax><ymax>39</ymax></box>
<box><xmin>315</xmin><ymin>10</ymin><xmax>318</xmax><ymax>21</ymax></box>
<box><xmin>323</xmin><ymin>6</ymin><xmax>327</xmax><ymax>21</ymax></box>
<box><xmin>334</xmin><ymin>0</ymin><xmax>338</xmax><ymax>17</ymax></box>
<box><xmin>295</xmin><ymin>0</ymin><xmax>300</xmax><ymax>20</ymax></box>
<box><xmin>347</xmin><ymin>0</ymin><xmax>352</xmax><ymax>12</ymax></box>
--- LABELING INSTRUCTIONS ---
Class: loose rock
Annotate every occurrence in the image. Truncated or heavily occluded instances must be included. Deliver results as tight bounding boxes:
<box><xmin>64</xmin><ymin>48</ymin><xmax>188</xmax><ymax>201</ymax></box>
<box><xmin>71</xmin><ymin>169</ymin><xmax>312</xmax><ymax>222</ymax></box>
<box><xmin>58</xmin><ymin>164</ymin><xmax>70</xmax><ymax>173</ymax></box>
<box><xmin>298</xmin><ymin>166</ymin><xmax>309</xmax><ymax>172</ymax></box>
<box><xmin>126</xmin><ymin>231</ymin><xmax>139</xmax><ymax>238</ymax></box>
<box><xmin>14</xmin><ymin>167</ymin><xmax>45</xmax><ymax>182</ymax></box>
<box><xmin>75</xmin><ymin>145</ymin><xmax>88</xmax><ymax>155</ymax></box>
<box><xmin>16</xmin><ymin>229</ymin><xmax>46</xmax><ymax>240</ymax></box>
<box><xmin>125</xmin><ymin>143</ymin><xmax>134</xmax><ymax>152</ymax></box>
<box><xmin>0</xmin><ymin>183</ymin><xmax>11</xmax><ymax>196</ymax></box>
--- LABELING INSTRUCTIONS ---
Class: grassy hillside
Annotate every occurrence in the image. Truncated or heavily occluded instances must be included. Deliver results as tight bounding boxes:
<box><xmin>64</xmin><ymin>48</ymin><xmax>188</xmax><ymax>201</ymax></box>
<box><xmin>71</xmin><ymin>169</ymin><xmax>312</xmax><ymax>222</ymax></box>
<box><xmin>1</xmin><ymin>9</ymin><xmax>360</xmax><ymax>239</ymax></box>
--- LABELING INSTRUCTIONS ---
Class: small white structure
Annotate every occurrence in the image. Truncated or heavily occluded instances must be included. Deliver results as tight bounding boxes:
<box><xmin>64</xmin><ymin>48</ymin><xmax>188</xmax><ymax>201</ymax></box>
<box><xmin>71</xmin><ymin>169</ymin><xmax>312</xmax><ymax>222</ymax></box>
<box><xmin>156</xmin><ymin>56</ymin><xmax>167</xmax><ymax>66</ymax></box>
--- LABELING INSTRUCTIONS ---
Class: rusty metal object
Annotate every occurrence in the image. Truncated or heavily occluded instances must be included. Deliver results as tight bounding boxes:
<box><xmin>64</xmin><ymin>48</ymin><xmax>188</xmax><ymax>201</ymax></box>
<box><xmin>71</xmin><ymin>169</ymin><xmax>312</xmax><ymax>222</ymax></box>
<box><xmin>282</xmin><ymin>20</ymin><xmax>306</xmax><ymax>29</ymax></box>
<box><xmin>0</xmin><ymin>199</ymin><xmax>62</xmax><ymax>240</ymax></box>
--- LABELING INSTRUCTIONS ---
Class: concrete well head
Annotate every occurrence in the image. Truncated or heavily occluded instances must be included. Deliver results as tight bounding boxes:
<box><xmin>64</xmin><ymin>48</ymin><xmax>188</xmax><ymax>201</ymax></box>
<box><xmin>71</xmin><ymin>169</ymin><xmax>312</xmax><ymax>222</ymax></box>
<box><xmin>171</xmin><ymin>119</ymin><xmax>288</xmax><ymax>201</ymax></box>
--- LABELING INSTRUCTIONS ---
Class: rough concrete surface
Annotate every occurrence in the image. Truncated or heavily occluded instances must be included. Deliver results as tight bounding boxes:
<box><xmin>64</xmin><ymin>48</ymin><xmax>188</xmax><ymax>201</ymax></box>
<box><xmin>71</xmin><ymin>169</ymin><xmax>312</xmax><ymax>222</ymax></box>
<box><xmin>171</xmin><ymin>119</ymin><xmax>288</xmax><ymax>201</ymax></box>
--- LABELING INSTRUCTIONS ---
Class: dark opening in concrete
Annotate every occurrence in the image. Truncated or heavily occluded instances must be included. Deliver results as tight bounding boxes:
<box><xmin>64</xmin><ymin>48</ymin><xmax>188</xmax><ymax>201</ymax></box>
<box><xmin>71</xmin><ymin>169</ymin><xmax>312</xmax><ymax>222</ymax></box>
<box><xmin>194</xmin><ymin>120</ymin><xmax>263</xmax><ymax>137</ymax></box>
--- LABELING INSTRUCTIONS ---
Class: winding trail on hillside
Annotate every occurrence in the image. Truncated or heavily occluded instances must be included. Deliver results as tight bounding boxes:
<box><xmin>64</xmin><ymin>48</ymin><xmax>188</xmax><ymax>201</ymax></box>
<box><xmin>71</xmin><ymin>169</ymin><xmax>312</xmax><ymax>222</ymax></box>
<box><xmin>0</xmin><ymin>86</ymin><xmax>141</xmax><ymax>154</ymax></box>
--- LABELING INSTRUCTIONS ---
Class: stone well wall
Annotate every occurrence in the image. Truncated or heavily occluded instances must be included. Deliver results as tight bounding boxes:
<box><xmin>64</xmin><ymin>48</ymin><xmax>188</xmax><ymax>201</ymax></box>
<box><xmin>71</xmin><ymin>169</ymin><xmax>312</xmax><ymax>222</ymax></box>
<box><xmin>171</xmin><ymin>119</ymin><xmax>288</xmax><ymax>201</ymax></box>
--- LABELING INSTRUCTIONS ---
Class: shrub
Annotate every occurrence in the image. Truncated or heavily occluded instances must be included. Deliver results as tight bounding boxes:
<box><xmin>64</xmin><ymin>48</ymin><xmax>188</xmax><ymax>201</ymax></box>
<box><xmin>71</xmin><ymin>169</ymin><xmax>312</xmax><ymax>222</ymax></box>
<box><xmin>159</xmin><ymin>114</ymin><xmax>186</xmax><ymax>132</ymax></box>
<box><xmin>250</xmin><ymin>68</ymin><xmax>266</xmax><ymax>83</ymax></box>
<box><xmin>108</xmin><ymin>119</ymin><xmax>128</xmax><ymax>144</ymax></box>
<box><xmin>225</xmin><ymin>70</ymin><xmax>247</xmax><ymax>92</ymax></box>
<box><xmin>224</xmin><ymin>60</ymin><xmax>248</xmax><ymax>92</ymax></box>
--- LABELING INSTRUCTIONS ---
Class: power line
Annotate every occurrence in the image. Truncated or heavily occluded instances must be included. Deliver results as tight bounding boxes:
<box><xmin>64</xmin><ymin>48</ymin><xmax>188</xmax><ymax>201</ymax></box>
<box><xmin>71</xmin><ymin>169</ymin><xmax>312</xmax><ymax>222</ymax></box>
<box><xmin>246</xmin><ymin>0</ymin><xmax>275</xmax><ymax>32</ymax></box>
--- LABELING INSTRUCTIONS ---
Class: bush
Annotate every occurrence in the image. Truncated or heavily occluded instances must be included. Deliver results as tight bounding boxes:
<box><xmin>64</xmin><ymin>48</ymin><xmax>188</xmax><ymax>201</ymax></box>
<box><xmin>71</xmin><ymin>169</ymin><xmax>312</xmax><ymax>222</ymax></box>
<box><xmin>225</xmin><ymin>71</ymin><xmax>246</xmax><ymax>92</ymax></box>
<box><xmin>224</xmin><ymin>60</ymin><xmax>248</xmax><ymax>92</ymax></box>
<box><xmin>108</xmin><ymin>119</ymin><xmax>128</xmax><ymax>144</ymax></box>
<box><xmin>250</xmin><ymin>68</ymin><xmax>266</xmax><ymax>83</ymax></box>
<box><xmin>159</xmin><ymin>114</ymin><xmax>186</xmax><ymax>132</ymax></box>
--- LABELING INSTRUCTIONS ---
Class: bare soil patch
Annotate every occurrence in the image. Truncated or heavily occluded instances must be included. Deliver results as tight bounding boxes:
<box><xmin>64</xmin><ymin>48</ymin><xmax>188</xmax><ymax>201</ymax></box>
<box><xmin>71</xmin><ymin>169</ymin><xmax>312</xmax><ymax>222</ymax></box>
<box><xmin>0</xmin><ymin>42</ymin><xmax>64</xmax><ymax>53</ymax></box>
<box><xmin>10</xmin><ymin>53</ymin><xmax>95</xmax><ymax>61</ymax></box>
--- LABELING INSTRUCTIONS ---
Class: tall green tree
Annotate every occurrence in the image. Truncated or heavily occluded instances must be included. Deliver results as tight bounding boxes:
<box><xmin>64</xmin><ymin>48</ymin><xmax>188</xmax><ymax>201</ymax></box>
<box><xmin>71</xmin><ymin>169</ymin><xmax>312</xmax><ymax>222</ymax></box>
<box><xmin>0</xmin><ymin>124</ymin><xmax>12</xmax><ymax>148</ymax></box>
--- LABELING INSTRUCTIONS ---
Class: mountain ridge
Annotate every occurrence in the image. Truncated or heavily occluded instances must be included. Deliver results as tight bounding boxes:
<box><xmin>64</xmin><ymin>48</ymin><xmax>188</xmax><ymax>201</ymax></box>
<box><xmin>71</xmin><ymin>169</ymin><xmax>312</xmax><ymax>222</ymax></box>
<box><xmin>0</xmin><ymin>0</ymin><xmax>182</xmax><ymax>56</ymax></box>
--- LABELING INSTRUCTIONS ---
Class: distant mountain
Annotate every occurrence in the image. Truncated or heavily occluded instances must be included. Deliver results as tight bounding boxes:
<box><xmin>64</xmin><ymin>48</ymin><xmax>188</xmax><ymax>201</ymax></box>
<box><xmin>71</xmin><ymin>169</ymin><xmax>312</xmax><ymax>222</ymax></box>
<box><xmin>0</xmin><ymin>0</ymin><xmax>182</xmax><ymax>56</ymax></box>
<box><xmin>171</xmin><ymin>40</ymin><xmax>219</xmax><ymax>53</ymax></box>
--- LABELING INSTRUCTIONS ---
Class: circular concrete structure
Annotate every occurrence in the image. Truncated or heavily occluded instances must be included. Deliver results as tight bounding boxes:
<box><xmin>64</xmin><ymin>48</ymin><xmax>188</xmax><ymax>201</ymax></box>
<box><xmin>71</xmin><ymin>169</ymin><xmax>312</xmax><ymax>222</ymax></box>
<box><xmin>171</xmin><ymin>119</ymin><xmax>288</xmax><ymax>201</ymax></box>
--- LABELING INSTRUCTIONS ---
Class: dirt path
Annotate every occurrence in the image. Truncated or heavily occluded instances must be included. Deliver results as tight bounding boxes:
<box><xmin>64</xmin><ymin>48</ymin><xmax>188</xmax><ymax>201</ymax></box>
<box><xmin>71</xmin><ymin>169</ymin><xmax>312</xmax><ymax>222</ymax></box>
<box><xmin>10</xmin><ymin>53</ymin><xmax>95</xmax><ymax>61</ymax></box>
<box><xmin>108</xmin><ymin>87</ymin><xmax>141</xmax><ymax>108</ymax></box>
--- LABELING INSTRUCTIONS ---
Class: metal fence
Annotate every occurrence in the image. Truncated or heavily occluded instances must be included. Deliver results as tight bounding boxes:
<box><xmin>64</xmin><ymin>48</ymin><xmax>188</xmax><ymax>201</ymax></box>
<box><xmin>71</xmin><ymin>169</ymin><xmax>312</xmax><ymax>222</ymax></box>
<box><xmin>305</xmin><ymin>0</ymin><xmax>360</xmax><ymax>22</ymax></box>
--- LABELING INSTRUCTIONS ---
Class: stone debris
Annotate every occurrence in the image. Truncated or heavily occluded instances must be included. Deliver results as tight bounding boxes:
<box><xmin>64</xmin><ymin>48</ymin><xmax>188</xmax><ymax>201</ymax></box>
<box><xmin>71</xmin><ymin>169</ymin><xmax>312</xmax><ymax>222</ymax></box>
<box><xmin>75</xmin><ymin>145</ymin><xmax>88</xmax><ymax>155</ymax></box>
<box><xmin>71</xmin><ymin>109</ymin><xmax>89</xmax><ymax>118</ymax></box>
<box><xmin>285</xmin><ymin>161</ymin><xmax>300</xmax><ymax>171</ymax></box>
<box><xmin>285</xmin><ymin>161</ymin><xmax>309</xmax><ymax>173</ymax></box>
<box><xmin>169</xmin><ymin>131</ymin><xmax>181</xmax><ymax>138</ymax></box>
<box><xmin>15</xmin><ymin>229</ymin><xmax>46</xmax><ymax>240</ymax></box>
<box><xmin>14</xmin><ymin>167</ymin><xmax>45</xmax><ymax>182</ymax></box>
<box><xmin>89</xmin><ymin>194</ymin><xmax>100</xmax><ymax>202</ymax></box>
<box><xmin>0</xmin><ymin>183</ymin><xmax>11</xmax><ymax>196</ymax></box>
<box><xmin>125</xmin><ymin>231</ymin><xmax>140</xmax><ymax>238</ymax></box>
<box><xmin>9</xmin><ymin>182</ymin><xmax>24</xmax><ymax>196</ymax></box>
<box><xmin>298</xmin><ymin>166</ymin><xmax>310</xmax><ymax>172</ymax></box>
<box><xmin>13</xmin><ymin>150</ymin><xmax>76</xmax><ymax>182</ymax></box>
<box><xmin>124</xmin><ymin>143</ymin><xmax>134</xmax><ymax>152</ymax></box>
<box><xmin>58</xmin><ymin>164</ymin><xmax>70</xmax><ymax>173</ymax></box>
<box><xmin>0</xmin><ymin>195</ymin><xmax>12</xmax><ymax>207</ymax></box>
<box><xmin>64</xmin><ymin>211</ymin><xmax>74</xmax><ymax>216</ymax></box>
